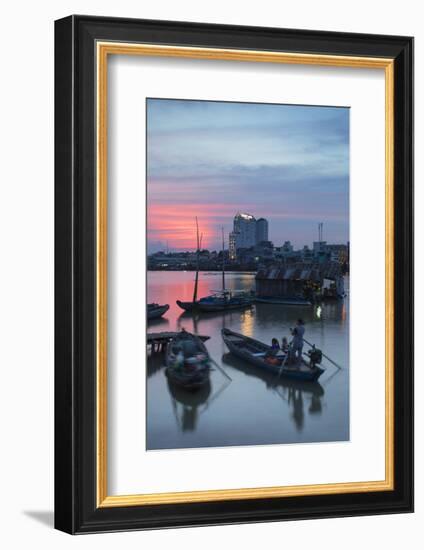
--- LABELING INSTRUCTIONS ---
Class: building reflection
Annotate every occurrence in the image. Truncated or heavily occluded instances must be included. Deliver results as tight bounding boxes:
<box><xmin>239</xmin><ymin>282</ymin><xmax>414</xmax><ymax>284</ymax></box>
<box><xmin>239</xmin><ymin>307</ymin><xmax>254</xmax><ymax>337</ymax></box>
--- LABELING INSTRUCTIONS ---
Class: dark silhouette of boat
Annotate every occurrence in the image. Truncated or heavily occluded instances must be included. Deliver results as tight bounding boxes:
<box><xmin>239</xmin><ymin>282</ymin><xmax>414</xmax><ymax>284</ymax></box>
<box><xmin>165</xmin><ymin>330</ymin><xmax>211</xmax><ymax>390</ymax></box>
<box><xmin>177</xmin><ymin>290</ymin><xmax>253</xmax><ymax>313</ymax></box>
<box><xmin>147</xmin><ymin>303</ymin><xmax>169</xmax><ymax>320</ymax></box>
<box><xmin>221</xmin><ymin>328</ymin><xmax>324</xmax><ymax>382</ymax></box>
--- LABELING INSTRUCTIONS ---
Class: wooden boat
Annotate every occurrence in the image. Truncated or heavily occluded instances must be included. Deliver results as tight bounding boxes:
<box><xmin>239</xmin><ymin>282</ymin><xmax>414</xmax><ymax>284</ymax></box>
<box><xmin>177</xmin><ymin>290</ymin><xmax>253</xmax><ymax>313</ymax></box>
<box><xmin>165</xmin><ymin>330</ymin><xmax>211</xmax><ymax>390</ymax></box>
<box><xmin>147</xmin><ymin>303</ymin><xmax>170</xmax><ymax>320</ymax></box>
<box><xmin>254</xmin><ymin>296</ymin><xmax>312</xmax><ymax>306</ymax></box>
<box><xmin>176</xmin><ymin>299</ymin><xmax>198</xmax><ymax>312</ymax></box>
<box><xmin>221</xmin><ymin>328</ymin><xmax>324</xmax><ymax>382</ymax></box>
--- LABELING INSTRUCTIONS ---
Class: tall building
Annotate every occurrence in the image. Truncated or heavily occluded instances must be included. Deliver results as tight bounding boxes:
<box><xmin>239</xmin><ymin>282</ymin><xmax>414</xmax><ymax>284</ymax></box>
<box><xmin>229</xmin><ymin>213</ymin><xmax>269</xmax><ymax>259</ymax></box>
<box><xmin>229</xmin><ymin>212</ymin><xmax>256</xmax><ymax>259</ymax></box>
<box><xmin>229</xmin><ymin>231</ymin><xmax>237</xmax><ymax>260</ymax></box>
<box><xmin>255</xmin><ymin>218</ymin><xmax>269</xmax><ymax>244</ymax></box>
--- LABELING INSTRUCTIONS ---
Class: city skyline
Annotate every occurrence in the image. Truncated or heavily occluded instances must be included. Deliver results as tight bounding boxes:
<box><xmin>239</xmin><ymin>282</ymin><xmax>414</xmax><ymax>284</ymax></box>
<box><xmin>147</xmin><ymin>98</ymin><xmax>349</xmax><ymax>253</ymax></box>
<box><xmin>148</xmin><ymin>212</ymin><xmax>348</xmax><ymax>256</ymax></box>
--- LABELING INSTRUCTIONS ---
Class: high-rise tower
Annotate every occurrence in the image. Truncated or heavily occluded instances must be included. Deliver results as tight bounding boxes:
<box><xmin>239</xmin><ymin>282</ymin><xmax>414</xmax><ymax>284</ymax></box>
<box><xmin>255</xmin><ymin>218</ymin><xmax>269</xmax><ymax>244</ymax></box>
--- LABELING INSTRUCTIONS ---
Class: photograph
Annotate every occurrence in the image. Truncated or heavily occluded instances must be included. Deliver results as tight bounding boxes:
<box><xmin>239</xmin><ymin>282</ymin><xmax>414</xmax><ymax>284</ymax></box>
<box><xmin>146</xmin><ymin>98</ymin><xmax>350</xmax><ymax>450</ymax></box>
<box><xmin>52</xmin><ymin>11</ymin><xmax>413</xmax><ymax>535</ymax></box>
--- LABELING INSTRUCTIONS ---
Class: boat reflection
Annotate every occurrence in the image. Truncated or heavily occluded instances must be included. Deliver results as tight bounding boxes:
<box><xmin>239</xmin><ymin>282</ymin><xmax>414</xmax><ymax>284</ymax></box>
<box><xmin>146</xmin><ymin>349</ymin><xmax>166</xmax><ymax>378</ymax></box>
<box><xmin>147</xmin><ymin>316</ymin><xmax>170</xmax><ymax>330</ymax></box>
<box><xmin>222</xmin><ymin>352</ymin><xmax>324</xmax><ymax>432</ymax></box>
<box><xmin>167</xmin><ymin>379</ymin><xmax>212</xmax><ymax>432</ymax></box>
<box><xmin>176</xmin><ymin>308</ymin><xmax>253</xmax><ymax>334</ymax></box>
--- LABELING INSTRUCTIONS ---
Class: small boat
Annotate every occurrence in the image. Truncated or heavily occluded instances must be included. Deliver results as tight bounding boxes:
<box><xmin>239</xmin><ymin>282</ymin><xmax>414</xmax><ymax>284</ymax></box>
<box><xmin>177</xmin><ymin>290</ymin><xmax>253</xmax><ymax>313</ymax></box>
<box><xmin>221</xmin><ymin>328</ymin><xmax>324</xmax><ymax>382</ymax></box>
<box><xmin>254</xmin><ymin>296</ymin><xmax>312</xmax><ymax>306</ymax></box>
<box><xmin>147</xmin><ymin>303</ymin><xmax>169</xmax><ymax>320</ymax></box>
<box><xmin>165</xmin><ymin>330</ymin><xmax>211</xmax><ymax>390</ymax></box>
<box><xmin>176</xmin><ymin>299</ymin><xmax>198</xmax><ymax>312</ymax></box>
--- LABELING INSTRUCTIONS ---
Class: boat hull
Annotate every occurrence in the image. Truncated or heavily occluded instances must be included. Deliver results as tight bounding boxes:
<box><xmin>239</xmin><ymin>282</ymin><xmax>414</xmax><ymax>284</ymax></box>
<box><xmin>165</xmin><ymin>331</ymin><xmax>211</xmax><ymax>390</ymax></box>
<box><xmin>221</xmin><ymin>328</ymin><xmax>323</xmax><ymax>382</ymax></box>
<box><xmin>147</xmin><ymin>303</ymin><xmax>170</xmax><ymax>320</ymax></box>
<box><xmin>177</xmin><ymin>298</ymin><xmax>253</xmax><ymax>313</ymax></box>
<box><xmin>165</xmin><ymin>367</ymin><xmax>210</xmax><ymax>390</ymax></box>
<box><xmin>176</xmin><ymin>300</ymin><xmax>199</xmax><ymax>312</ymax></box>
<box><xmin>197</xmin><ymin>300</ymin><xmax>252</xmax><ymax>312</ymax></box>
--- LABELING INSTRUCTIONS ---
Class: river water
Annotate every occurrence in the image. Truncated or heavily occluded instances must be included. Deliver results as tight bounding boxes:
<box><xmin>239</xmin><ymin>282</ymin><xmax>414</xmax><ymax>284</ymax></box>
<box><xmin>147</xmin><ymin>271</ymin><xmax>349</xmax><ymax>450</ymax></box>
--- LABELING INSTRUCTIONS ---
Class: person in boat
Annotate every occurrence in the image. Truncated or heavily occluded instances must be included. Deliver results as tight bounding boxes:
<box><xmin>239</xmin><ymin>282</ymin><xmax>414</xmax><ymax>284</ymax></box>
<box><xmin>271</xmin><ymin>338</ymin><xmax>280</xmax><ymax>351</ymax></box>
<box><xmin>174</xmin><ymin>345</ymin><xmax>184</xmax><ymax>369</ymax></box>
<box><xmin>265</xmin><ymin>338</ymin><xmax>281</xmax><ymax>363</ymax></box>
<box><xmin>290</xmin><ymin>319</ymin><xmax>305</xmax><ymax>364</ymax></box>
<box><xmin>281</xmin><ymin>336</ymin><xmax>289</xmax><ymax>354</ymax></box>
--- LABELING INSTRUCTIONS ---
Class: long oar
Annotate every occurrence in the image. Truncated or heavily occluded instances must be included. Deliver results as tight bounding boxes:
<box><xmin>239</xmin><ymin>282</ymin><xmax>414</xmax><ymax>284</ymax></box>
<box><xmin>303</xmin><ymin>338</ymin><xmax>343</xmax><ymax>370</ymax></box>
<box><xmin>277</xmin><ymin>342</ymin><xmax>292</xmax><ymax>379</ymax></box>
<box><xmin>210</xmin><ymin>358</ymin><xmax>232</xmax><ymax>381</ymax></box>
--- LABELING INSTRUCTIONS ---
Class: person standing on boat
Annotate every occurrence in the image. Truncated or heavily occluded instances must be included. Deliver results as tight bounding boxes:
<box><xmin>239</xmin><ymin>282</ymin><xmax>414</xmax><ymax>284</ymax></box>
<box><xmin>290</xmin><ymin>319</ymin><xmax>305</xmax><ymax>364</ymax></box>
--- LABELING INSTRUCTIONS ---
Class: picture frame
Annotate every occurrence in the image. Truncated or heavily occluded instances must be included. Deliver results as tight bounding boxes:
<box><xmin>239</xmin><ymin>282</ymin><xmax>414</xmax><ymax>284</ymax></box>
<box><xmin>54</xmin><ymin>15</ymin><xmax>413</xmax><ymax>534</ymax></box>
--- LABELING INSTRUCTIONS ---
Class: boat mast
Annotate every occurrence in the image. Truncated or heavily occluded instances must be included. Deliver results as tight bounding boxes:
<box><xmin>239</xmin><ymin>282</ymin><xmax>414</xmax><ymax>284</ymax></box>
<box><xmin>222</xmin><ymin>226</ymin><xmax>226</xmax><ymax>291</ymax></box>
<box><xmin>192</xmin><ymin>217</ymin><xmax>200</xmax><ymax>303</ymax></box>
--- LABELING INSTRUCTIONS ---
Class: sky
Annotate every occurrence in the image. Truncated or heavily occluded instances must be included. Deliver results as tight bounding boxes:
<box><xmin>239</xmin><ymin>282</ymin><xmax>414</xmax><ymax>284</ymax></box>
<box><xmin>146</xmin><ymin>98</ymin><xmax>349</xmax><ymax>253</ymax></box>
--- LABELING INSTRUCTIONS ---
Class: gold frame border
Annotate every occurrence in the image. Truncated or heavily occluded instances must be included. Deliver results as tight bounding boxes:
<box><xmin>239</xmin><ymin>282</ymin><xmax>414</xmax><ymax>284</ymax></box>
<box><xmin>96</xmin><ymin>42</ymin><xmax>395</xmax><ymax>508</ymax></box>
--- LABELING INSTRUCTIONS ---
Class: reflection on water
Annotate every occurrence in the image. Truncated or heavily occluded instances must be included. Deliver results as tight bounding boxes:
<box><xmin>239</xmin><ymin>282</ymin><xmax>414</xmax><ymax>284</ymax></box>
<box><xmin>147</xmin><ymin>271</ymin><xmax>349</xmax><ymax>450</ymax></box>
<box><xmin>221</xmin><ymin>352</ymin><xmax>324</xmax><ymax>433</ymax></box>
<box><xmin>168</xmin><ymin>379</ymin><xmax>212</xmax><ymax>432</ymax></box>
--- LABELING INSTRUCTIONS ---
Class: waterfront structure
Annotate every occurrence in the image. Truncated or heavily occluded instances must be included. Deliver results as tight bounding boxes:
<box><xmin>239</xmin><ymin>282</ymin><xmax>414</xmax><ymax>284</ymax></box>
<box><xmin>312</xmin><ymin>241</ymin><xmax>349</xmax><ymax>264</ymax></box>
<box><xmin>326</xmin><ymin>244</ymin><xmax>349</xmax><ymax>264</ymax></box>
<box><xmin>255</xmin><ymin>262</ymin><xmax>345</xmax><ymax>300</ymax></box>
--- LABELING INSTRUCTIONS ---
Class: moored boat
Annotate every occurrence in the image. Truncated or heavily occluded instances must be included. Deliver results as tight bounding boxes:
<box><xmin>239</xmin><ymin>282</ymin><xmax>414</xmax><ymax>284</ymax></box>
<box><xmin>177</xmin><ymin>290</ymin><xmax>253</xmax><ymax>313</ymax></box>
<box><xmin>147</xmin><ymin>303</ymin><xmax>170</xmax><ymax>320</ymax></box>
<box><xmin>197</xmin><ymin>290</ymin><xmax>253</xmax><ymax>312</ymax></box>
<box><xmin>176</xmin><ymin>300</ymin><xmax>198</xmax><ymax>312</ymax></box>
<box><xmin>165</xmin><ymin>330</ymin><xmax>211</xmax><ymax>390</ymax></box>
<box><xmin>221</xmin><ymin>328</ymin><xmax>324</xmax><ymax>382</ymax></box>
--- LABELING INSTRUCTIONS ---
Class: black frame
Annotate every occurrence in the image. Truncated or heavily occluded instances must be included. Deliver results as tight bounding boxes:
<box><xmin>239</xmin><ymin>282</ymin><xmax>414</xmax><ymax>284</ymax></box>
<box><xmin>55</xmin><ymin>15</ymin><xmax>414</xmax><ymax>534</ymax></box>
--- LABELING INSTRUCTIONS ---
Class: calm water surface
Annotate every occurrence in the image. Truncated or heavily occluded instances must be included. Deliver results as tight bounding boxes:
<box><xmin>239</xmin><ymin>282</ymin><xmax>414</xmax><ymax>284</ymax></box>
<box><xmin>147</xmin><ymin>271</ymin><xmax>349</xmax><ymax>450</ymax></box>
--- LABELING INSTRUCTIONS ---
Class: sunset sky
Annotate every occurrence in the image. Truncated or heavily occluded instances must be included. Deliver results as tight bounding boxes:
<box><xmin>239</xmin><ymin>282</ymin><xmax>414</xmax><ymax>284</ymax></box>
<box><xmin>147</xmin><ymin>98</ymin><xmax>349</xmax><ymax>253</ymax></box>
